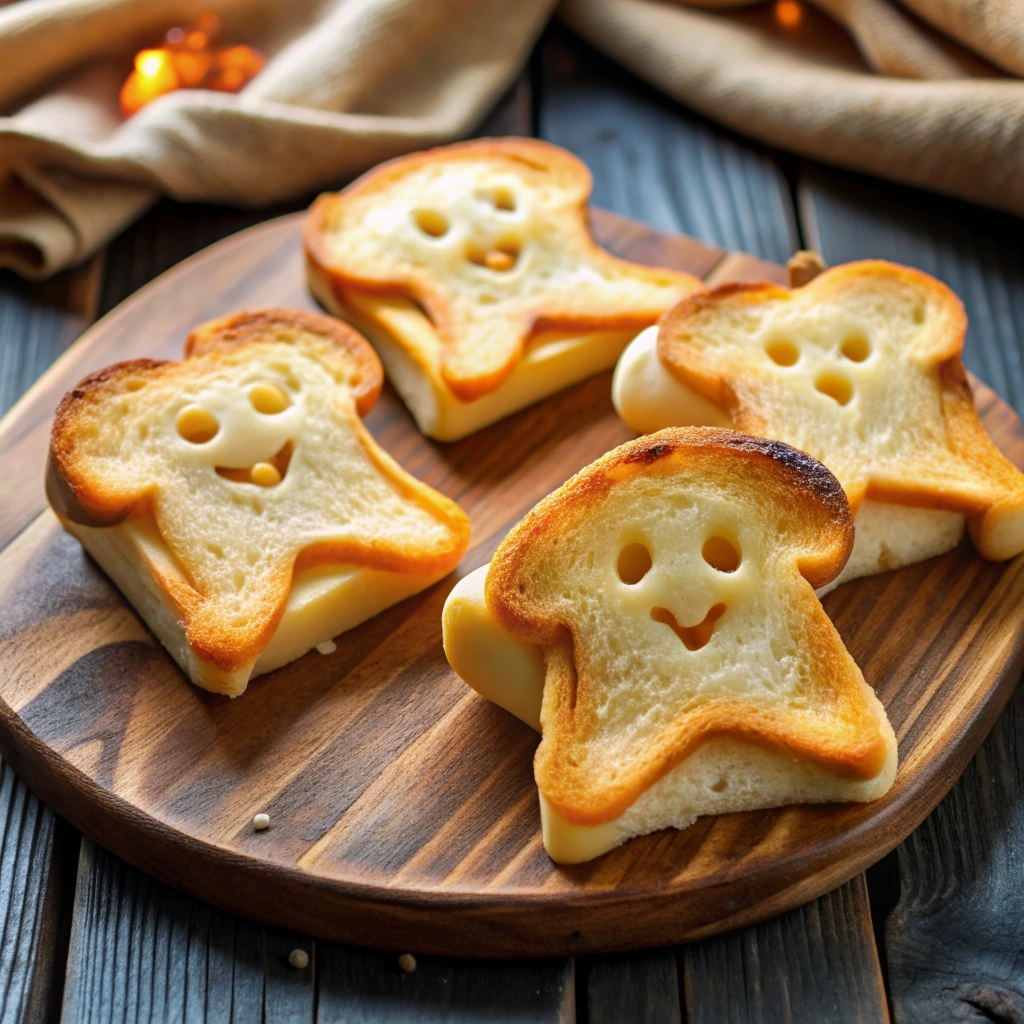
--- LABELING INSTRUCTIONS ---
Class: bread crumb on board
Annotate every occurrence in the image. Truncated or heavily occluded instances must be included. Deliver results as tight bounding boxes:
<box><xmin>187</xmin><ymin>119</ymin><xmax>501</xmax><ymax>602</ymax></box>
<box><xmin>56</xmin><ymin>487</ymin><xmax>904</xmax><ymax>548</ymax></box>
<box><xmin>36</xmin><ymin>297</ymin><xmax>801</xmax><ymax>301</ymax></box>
<box><xmin>316</xmin><ymin>640</ymin><xmax>337</xmax><ymax>655</ymax></box>
<box><xmin>289</xmin><ymin>948</ymin><xmax>309</xmax><ymax>970</ymax></box>
<box><xmin>253</xmin><ymin>813</ymin><xmax>270</xmax><ymax>831</ymax></box>
<box><xmin>398</xmin><ymin>953</ymin><xmax>417</xmax><ymax>973</ymax></box>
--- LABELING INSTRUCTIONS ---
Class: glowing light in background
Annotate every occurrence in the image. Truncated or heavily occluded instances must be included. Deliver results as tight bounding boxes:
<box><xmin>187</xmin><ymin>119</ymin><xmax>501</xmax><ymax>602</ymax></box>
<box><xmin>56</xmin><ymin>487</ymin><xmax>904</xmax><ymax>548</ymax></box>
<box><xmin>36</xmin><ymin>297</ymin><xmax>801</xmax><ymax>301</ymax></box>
<box><xmin>120</xmin><ymin>13</ymin><xmax>265</xmax><ymax>117</ymax></box>
<box><xmin>775</xmin><ymin>0</ymin><xmax>803</xmax><ymax>29</ymax></box>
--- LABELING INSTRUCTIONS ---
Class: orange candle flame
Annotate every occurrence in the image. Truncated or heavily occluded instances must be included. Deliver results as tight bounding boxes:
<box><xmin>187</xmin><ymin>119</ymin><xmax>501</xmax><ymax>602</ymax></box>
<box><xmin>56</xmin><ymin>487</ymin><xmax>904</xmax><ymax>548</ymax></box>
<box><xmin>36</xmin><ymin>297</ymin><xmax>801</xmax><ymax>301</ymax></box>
<box><xmin>120</xmin><ymin>13</ymin><xmax>265</xmax><ymax>117</ymax></box>
<box><xmin>775</xmin><ymin>0</ymin><xmax>802</xmax><ymax>28</ymax></box>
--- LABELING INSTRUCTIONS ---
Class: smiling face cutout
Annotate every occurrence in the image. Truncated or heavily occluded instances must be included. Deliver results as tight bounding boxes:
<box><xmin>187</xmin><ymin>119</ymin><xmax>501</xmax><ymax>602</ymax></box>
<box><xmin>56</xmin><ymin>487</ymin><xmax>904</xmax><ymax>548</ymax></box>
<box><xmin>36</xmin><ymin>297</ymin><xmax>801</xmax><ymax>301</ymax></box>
<box><xmin>657</xmin><ymin>261</ymin><xmax>1024</xmax><ymax>561</ymax></box>
<box><xmin>49</xmin><ymin>309</ymin><xmax>470</xmax><ymax>677</ymax></box>
<box><xmin>486</xmin><ymin>428</ymin><xmax>894</xmax><ymax>828</ymax></box>
<box><xmin>305</xmin><ymin>138</ymin><xmax>703</xmax><ymax>400</ymax></box>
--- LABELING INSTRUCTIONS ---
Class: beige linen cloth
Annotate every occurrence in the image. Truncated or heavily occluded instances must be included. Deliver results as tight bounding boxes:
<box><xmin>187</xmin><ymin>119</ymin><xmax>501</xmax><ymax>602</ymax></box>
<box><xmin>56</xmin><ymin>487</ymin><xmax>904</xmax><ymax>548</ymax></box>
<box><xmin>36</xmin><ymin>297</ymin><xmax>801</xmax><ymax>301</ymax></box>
<box><xmin>0</xmin><ymin>0</ymin><xmax>1022</xmax><ymax>279</ymax></box>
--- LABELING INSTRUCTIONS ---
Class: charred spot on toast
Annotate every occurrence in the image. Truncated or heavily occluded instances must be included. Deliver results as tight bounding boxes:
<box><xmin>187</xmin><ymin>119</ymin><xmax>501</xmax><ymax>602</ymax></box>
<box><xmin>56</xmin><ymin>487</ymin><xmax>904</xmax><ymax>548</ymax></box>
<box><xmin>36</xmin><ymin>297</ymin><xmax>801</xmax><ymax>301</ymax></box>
<box><xmin>622</xmin><ymin>438</ymin><xmax>676</xmax><ymax>466</ymax></box>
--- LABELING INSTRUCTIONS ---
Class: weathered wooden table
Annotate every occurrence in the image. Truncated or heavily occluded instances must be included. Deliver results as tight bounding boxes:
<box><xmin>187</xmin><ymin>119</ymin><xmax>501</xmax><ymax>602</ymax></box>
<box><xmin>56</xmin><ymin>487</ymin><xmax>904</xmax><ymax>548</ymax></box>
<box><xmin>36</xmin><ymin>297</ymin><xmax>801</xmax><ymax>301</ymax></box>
<box><xmin>3</xmin><ymin>25</ymin><xmax>1023</xmax><ymax>1023</ymax></box>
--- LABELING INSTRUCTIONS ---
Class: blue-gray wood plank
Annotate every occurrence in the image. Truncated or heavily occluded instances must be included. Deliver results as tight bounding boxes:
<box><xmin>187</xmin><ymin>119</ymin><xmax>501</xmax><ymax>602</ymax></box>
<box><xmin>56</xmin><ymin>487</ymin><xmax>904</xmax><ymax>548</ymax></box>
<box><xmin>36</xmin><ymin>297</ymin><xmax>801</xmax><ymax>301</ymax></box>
<box><xmin>317</xmin><ymin>947</ymin><xmax>574</xmax><ymax>1023</ymax></box>
<box><xmin>683</xmin><ymin>875</ymin><xmax>888</xmax><ymax>1024</ymax></box>
<box><xmin>801</xmin><ymin>164</ymin><xmax>1024</xmax><ymax>1024</ymax></box>
<box><xmin>62</xmin><ymin>841</ymin><xmax>315</xmax><ymax>1024</ymax></box>
<box><xmin>0</xmin><ymin>761</ymin><xmax>76</xmax><ymax>1024</ymax></box>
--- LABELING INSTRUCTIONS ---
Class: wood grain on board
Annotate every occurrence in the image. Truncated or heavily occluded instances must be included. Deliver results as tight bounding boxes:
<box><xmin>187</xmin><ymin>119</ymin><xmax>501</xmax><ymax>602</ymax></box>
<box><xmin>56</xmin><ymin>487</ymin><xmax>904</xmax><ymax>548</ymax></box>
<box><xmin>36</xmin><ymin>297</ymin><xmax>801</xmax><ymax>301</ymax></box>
<box><xmin>801</xmin><ymin>164</ymin><xmax>1024</xmax><ymax>1024</ymax></box>
<box><xmin>0</xmin><ymin>209</ymin><xmax>1021</xmax><ymax>960</ymax></box>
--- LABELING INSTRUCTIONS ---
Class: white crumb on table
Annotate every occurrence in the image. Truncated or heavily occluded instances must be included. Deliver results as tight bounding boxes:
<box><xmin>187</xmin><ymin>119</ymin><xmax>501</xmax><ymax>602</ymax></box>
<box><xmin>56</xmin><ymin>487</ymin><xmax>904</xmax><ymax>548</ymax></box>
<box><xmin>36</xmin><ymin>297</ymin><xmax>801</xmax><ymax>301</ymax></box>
<box><xmin>253</xmin><ymin>813</ymin><xmax>270</xmax><ymax>831</ymax></box>
<box><xmin>316</xmin><ymin>640</ymin><xmax>337</xmax><ymax>655</ymax></box>
<box><xmin>398</xmin><ymin>953</ymin><xmax>417</xmax><ymax>973</ymax></box>
<box><xmin>288</xmin><ymin>948</ymin><xmax>309</xmax><ymax>969</ymax></box>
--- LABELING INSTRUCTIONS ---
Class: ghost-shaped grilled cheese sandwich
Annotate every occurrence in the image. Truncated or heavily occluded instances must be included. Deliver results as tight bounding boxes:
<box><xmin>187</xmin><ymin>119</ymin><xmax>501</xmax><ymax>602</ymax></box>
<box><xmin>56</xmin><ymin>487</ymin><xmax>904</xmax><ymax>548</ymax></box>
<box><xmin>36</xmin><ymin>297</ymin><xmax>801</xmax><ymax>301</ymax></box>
<box><xmin>304</xmin><ymin>138</ymin><xmax>703</xmax><ymax>441</ymax></box>
<box><xmin>443</xmin><ymin>428</ymin><xmax>896</xmax><ymax>864</ymax></box>
<box><xmin>48</xmin><ymin>308</ymin><xmax>470</xmax><ymax>696</ymax></box>
<box><xmin>613</xmin><ymin>261</ymin><xmax>1024</xmax><ymax>590</ymax></box>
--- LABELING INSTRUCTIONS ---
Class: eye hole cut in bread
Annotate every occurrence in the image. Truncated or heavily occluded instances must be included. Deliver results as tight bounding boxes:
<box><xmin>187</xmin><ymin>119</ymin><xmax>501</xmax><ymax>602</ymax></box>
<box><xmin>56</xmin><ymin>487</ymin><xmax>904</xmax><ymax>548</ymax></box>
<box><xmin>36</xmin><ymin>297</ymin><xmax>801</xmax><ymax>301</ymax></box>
<box><xmin>654</xmin><ymin>261</ymin><xmax>1024</xmax><ymax>563</ymax></box>
<box><xmin>483</xmin><ymin>428</ymin><xmax>897</xmax><ymax>838</ymax></box>
<box><xmin>47</xmin><ymin>309</ymin><xmax>471</xmax><ymax>695</ymax></box>
<box><xmin>303</xmin><ymin>138</ymin><xmax>703</xmax><ymax>403</ymax></box>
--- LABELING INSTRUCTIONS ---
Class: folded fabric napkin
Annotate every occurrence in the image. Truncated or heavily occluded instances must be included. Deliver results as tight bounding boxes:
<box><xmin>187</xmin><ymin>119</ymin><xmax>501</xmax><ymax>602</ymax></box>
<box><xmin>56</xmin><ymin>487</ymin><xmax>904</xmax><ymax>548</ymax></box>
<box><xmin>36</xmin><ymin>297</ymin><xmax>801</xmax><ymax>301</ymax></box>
<box><xmin>0</xmin><ymin>0</ymin><xmax>1021</xmax><ymax>278</ymax></box>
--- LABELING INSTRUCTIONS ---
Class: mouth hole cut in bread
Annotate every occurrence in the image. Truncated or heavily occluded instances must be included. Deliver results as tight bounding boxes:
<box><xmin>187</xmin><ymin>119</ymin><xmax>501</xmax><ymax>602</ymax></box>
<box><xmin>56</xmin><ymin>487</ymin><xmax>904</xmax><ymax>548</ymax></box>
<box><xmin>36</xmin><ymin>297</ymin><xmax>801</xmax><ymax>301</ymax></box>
<box><xmin>650</xmin><ymin>602</ymin><xmax>727</xmax><ymax>652</ymax></box>
<box><xmin>466</xmin><ymin>240</ymin><xmax>521</xmax><ymax>273</ymax></box>
<box><xmin>215</xmin><ymin>440</ymin><xmax>293</xmax><ymax>488</ymax></box>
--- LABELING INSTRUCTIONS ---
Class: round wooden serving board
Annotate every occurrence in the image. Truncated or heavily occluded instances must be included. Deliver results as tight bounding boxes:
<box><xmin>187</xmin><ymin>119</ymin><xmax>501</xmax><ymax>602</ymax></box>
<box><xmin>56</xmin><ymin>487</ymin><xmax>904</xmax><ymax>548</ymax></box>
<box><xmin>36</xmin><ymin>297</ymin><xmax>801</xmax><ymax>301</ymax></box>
<box><xmin>1</xmin><ymin>210</ymin><xmax>1023</xmax><ymax>958</ymax></box>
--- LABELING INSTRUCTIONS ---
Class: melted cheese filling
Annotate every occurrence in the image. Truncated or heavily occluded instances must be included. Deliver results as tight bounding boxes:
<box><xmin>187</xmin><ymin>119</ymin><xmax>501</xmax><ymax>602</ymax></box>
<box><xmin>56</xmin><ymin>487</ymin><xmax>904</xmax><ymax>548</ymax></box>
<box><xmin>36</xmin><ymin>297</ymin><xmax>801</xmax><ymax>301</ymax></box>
<box><xmin>613</xmin><ymin>327</ymin><xmax>965</xmax><ymax>589</ymax></box>
<box><xmin>308</xmin><ymin>265</ymin><xmax>638</xmax><ymax>442</ymax></box>
<box><xmin>65</xmin><ymin>513</ymin><xmax>445</xmax><ymax>697</ymax></box>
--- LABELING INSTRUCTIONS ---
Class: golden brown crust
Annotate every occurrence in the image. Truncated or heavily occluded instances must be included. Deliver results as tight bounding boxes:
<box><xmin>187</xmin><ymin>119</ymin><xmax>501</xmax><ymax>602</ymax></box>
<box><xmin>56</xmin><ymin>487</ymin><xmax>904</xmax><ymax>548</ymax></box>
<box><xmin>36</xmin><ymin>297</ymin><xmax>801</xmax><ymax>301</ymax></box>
<box><xmin>49</xmin><ymin>308</ymin><xmax>470</xmax><ymax>675</ymax></box>
<box><xmin>485</xmin><ymin>428</ymin><xmax>883</xmax><ymax>826</ymax></box>
<box><xmin>51</xmin><ymin>358</ymin><xmax>171</xmax><ymax>526</ymax></box>
<box><xmin>656</xmin><ymin>260</ymin><xmax>1024</xmax><ymax>558</ymax></box>
<box><xmin>304</xmin><ymin>137</ymin><xmax>703</xmax><ymax>401</ymax></box>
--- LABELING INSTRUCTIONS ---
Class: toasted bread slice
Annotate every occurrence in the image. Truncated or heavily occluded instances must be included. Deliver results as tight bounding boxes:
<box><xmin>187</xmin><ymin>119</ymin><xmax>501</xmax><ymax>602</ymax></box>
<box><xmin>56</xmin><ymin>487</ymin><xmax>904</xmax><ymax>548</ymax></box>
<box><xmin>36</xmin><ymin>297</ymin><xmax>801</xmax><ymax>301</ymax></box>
<box><xmin>444</xmin><ymin>429</ymin><xmax>897</xmax><ymax>862</ymax></box>
<box><xmin>614</xmin><ymin>261</ymin><xmax>1024</xmax><ymax>580</ymax></box>
<box><xmin>304</xmin><ymin>138</ymin><xmax>702</xmax><ymax>435</ymax></box>
<box><xmin>48</xmin><ymin>309</ymin><xmax>470</xmax><ymax>696</ymax></box>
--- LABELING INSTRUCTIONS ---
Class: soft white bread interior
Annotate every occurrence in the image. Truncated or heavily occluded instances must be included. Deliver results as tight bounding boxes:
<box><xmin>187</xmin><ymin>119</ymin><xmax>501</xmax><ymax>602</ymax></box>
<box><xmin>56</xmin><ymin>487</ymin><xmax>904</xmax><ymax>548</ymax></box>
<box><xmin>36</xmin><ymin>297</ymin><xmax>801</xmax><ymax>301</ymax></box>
<box><xmin>444</xmin><ymin>429</ymin><xmax>897</xmax><ymax>863</ymax></box>
<box><xmin>48</xmin><ymin>309</ymin><xmax>470</xmax><ymax>696</ymax></box>
<box><xmin>614</xmin><ymin>326</ymin><xmax>968</xmax><ymax>590</ymax></box>
<box><xmin>304</xmin><ymin>137</ymin><xmax>702</xmax><ymax>436</ymax></box>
